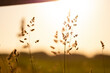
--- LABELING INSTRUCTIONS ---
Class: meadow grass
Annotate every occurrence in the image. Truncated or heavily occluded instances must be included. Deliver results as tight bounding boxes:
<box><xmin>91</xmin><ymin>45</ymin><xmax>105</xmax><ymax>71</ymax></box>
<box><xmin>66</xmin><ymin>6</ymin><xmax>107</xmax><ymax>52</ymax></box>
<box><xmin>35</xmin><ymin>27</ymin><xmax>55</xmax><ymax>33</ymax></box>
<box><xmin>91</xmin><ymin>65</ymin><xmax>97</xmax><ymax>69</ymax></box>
<box><xmin>0</xmin><ymin>52</ymin><xmax>110</xmax><ymax>73</ymax></box>
<box><xmin>18</xmin><ymin>17</ymin><xmax>39</xmax><ymax>73</ymax></box>
<box><xmin>100</xmin><ymin>41</ymin><xmax>105</xmax><ymax>73</ymax></box>
<box><xmin>0</xmin><ymin>15</ymin><xmax>109</xmax><ymax>73</ymax></box>
<box><xmin>50</xmin><ymin>11</ymin><xmax>79</xmax><ymax>73</ymax></box>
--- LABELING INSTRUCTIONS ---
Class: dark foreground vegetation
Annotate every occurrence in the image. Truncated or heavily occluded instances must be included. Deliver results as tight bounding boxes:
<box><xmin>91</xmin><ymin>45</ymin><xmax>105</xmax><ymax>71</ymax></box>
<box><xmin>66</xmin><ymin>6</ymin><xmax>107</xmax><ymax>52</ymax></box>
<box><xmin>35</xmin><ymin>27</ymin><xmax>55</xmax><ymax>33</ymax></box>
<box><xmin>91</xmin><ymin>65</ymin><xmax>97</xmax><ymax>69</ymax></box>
<box><xmin>0</xmin><ymin>52</ymin><xmax>110</xmax><ymax>73</ymax></box>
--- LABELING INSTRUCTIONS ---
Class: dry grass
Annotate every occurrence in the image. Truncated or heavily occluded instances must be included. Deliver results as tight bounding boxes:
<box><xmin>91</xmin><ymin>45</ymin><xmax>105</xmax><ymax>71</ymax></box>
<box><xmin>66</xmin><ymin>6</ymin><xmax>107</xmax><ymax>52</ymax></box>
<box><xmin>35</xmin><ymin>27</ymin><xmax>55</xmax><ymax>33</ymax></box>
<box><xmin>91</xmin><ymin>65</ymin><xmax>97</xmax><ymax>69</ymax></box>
<box><xmin>18</xmin><ymin>17</ymin><xmax>39</xmax><ymax>73</ymax></box>
<box><xmin>100</xmin><ymin>41</ymin><xmax>105</xmax><ymax>73</ymax></box>
<box><xmin>50</xmin><ymin>11</ymin><xmax>79</xmax><ymax>73</ymax></box>
<box><xmin>7</xmin><ymin>49</ymin><xmax>19</xmax><ymax>73</ymax></box>
<box><xmin>5</xmin><ymin>17</ymin><xmax>39</xmax><ymax>73</ymax></box>
<box><xmin>0</xmin><ymin>13</ymin><xmax>108</xmax><ymax>73</ymax></box>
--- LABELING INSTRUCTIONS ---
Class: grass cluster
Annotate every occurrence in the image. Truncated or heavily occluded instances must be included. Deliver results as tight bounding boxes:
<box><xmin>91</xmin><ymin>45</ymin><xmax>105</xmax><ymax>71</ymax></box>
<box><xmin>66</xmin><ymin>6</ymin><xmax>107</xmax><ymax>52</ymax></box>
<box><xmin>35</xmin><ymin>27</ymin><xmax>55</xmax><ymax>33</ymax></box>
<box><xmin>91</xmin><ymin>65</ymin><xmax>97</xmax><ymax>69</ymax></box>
<box><xmin>0</xmin><ymin>53</ymin><xmax>110</xmax><ymax>73</ymax></box>
<box><xmin>0</xmin><ymin>13</ymin><xmax>108</xmax><ymax>73</ymax></box>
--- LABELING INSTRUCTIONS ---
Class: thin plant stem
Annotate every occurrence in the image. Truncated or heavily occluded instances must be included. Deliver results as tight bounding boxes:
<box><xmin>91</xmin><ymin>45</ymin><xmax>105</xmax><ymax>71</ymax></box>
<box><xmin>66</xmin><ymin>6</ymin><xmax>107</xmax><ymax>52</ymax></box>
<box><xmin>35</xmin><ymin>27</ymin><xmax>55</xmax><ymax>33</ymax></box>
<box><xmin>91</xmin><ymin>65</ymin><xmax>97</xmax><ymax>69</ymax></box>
<box><xmin>28</xmin><ymin>31</ymin><xmax>35</xmax><ymax>73</ymax></box>
<box><xmin>102</xmin><ymin>49</ymin><xmax>105</xmax><ymax>73</ymax></box>
<box><xmin>64</xmin><ymin>40</ymin><xmax>66</xmax><ymax>73</ymax></box>
<box><xmin>58</xmin><ymin>50</ymin><xmax>63</xmax><ymax>73</ymax></box>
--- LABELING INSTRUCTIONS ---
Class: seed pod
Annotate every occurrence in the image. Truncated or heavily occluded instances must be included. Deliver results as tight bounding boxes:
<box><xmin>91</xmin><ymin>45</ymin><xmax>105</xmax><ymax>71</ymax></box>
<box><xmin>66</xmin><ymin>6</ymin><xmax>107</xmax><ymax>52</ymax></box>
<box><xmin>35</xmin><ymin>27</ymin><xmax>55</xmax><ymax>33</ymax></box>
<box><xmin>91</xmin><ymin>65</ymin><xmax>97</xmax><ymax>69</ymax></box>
<box><xmin>50</xmin><ymin>46</ymin><xmax>55</xmax><ymax>49</ymax></box>
<box><xmin>32</xmin><ymin>24</ymin><xmax>34</xmax><ymax>26</ymax></box>
<box><xmin>30</xmin><ymin>21</ymin><xmax>32</xmax><ymax>24</ymax></box>
<box><xmin>62</xmin><ymin>27</ymin><xmax>65</xmax><ymax>32</ymax></box>
<box><xmin>31</xmin><ymin>29</ymin><xmax>35</xmax><ymax>31</ymax></box>
<box><xmin>68</xmin><ymin>47</ymin><xmax>72</xmax><ymax>51</ymax></box>
<box><xmin>67</xmin><ymin>41</ymin><xmax>69</xmax><ymax>43</ymax></box>
<box><xmin>56</xmin><ymin>31</ymin><xmax>58</xmax><ymax>35</ymax></box>
<box><xmin>35</xmin><ymin>40</ymin><xmax>39</xmax><ymax>43</ymax></box>
<box><xmin>74</xmin><ymin>34</ymin><xmax>78</xmax><ymax>38</ymax></box>
<box><xmin>66</xmin><ymin>32</ymin><xmax>69</xmax><ymax>38</ymax></box>
<box><xmin>54</xmin><ymin>35</ymin><xmax>58</xmax><ymax>38</ymax></box>
<box><xmin>76</xmin><ymin>47</ymin><xmax>79</xmax><ymax>50</ymax></box>
<box><xmin>27</xmin><ymin>24</ymin><xmax>30</xmax><ymax>27</ymax></box>
<box><xmin>70</xmin><ymin>32</ymin><xmax>73</xmax><ymax>35</ymax></box>
<box><xmin>73</xmin><ymin>24</ymin><xmax>77</xmax><ymax>26</ymax></box>
<box><xmin>32</xmin><ymin>17</ymin><xmax>35</xmax><ymax>22</ymax></box>
<box><xmin>100</xmin><ymin>41</ymin><xmax>104</xmax><ymax>49</ymax></box>
<box><xmin>69</xmin><ymin>26</ymin><xmax>71</xmax><ymax>30</ymax></box>
<box><xmin>75</xmin><ymin>15</ymin><xmax>78</xmax><ymax>19</ymax></box>
<box><xmin>54</xmin><ymin>39</ymin><xmax>58</xmax><ymax>43</ymax></box>
<box><xmin>60</xmin><ymin>40</ymin><xmax>63</xmax><ymax>43</ymax></box>
<box><xmin>7</xmin><ymin>51</ymin><xmax>13</xmax><ymax>60</ymax></box>
<box><xmin>19</xmin><ymin>40</ymin><xmax>24</xmax><ymax>43</ymax></box>
<box><xmin>24</xmin><ymin>38</ymin><xmax>27</xmax><ymax>40</ymax></box>
<box><xmin>63</xmin><ymin>42</ymin><xmax>66</xmax><ymax>45</ymax></box>
<box><xmin>13</xmin><ymin>49</ymin><xmax>17</xmax><ymax>55</ymax></box>
<box><xmin>71</xmin><ymin>20</ymin><xmax>74</xmax><ymax>23</ymax></box>
<box><xmin>51</xmin><ymin>51</ymin><xmax>57</xmax><ymax>55</ymax></box>
<box><xmin>75</xmin><ymin>40</ymin><xmax>77</xmax><ymax>46</ymax></box>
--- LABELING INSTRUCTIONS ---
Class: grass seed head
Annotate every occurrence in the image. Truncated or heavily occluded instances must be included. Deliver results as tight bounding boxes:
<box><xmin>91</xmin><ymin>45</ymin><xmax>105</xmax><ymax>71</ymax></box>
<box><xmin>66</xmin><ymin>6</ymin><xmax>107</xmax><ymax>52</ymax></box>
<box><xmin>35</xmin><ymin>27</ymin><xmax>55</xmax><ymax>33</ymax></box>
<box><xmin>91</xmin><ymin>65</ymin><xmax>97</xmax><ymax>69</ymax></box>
<box><xmin>51</xmin><ymin>51</ymin><xmax>57</xmax><ymax>55</ymax></box>
<box><xmin>31</xmin><ymin>29</ymin><xmax>35</xmax><ymax>31</ymax></box>
<box><xmin>67</xmin><ymin>47</ymin><xmax>72</xmax><ymax>53</ymax></box>
<box><xmin>73</xmin><ymin>24</ymin><xmax>77</xmax><ymax>26</ymax></box>
<box><xmin>24</xmin><ymin>38</ymin><xmax>27</xmax><ymax>40</ymax></box>
<box><xmin>19</xmin><ymin>40</ymin><xmax>24</xmax><ymax>43</ymax></box>
<box><xmin>54</xmin><ymin>39</ymin><xmax>58</xmax><ymax>43</ymax></box>
<box><xmin>71</xmin><ymin>20</ymin><xmax>74</xmax><ymax>23</ymax></box>
<box><xmin>35</xmin><ymin>40</ymin><xmax>39</xmax><ymax>43</ymax></box>
<box><xmin>54</xmin><ymin>35</ymin><xmax>58</xmax><ymax>38</ymax></box>
<box><xmin>75</xmin><ymin>15</ymin><xmax>78</xmax><ymax>19</ymax></box>
<box><xmin>74</xmin><ymin>34</ymin><xmax>78</xmax><ymax>38</ymax></box>
<box><xmin>50</xmin><ymin>46</ymin><xmax>55</xmax><ymax>49</ymax></box>
<box><xmin>32</xmin><ymin>24</ymin><xmax>34</xmax><ymax>26</ymax></box>
<box><xmin>27</xmin><ymin>24</ymin><xmax>30</xmax><ymax>27</ymax></box>
<box><xmin>76</xmin><ymin>47</ymin><xmax>79</xmax><ymax>50</ymax></box>
<box><xmin>32</xmin><ymin>17</ymin><xmax>35</xmax><ymax>22</ymax></box>
<box><xmin>62</xmin><ymin>27</ymin><xmax>65</xmax><ymax>32</ymax></box>
<box><xmin>63</xmin><ymin>42</ymin><xmax>66</xmax><ymax>45</ymax></box>
<box><xmin>100</xmin><ymin>41</ymin><xmax>104</xmax><ymax>49</ymax></box>
<box><xmin>60</xmin><ymin>40</ymin><xmax>63</xmax><ymax>43</ymax></box>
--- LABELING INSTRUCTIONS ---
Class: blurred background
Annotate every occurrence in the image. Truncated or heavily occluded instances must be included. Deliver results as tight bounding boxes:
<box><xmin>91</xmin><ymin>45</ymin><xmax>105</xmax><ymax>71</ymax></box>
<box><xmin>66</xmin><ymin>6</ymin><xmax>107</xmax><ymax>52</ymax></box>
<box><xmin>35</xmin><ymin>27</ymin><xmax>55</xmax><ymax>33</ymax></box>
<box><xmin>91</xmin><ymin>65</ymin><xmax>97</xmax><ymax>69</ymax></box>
<box><xmin>0</xmin><ymin>0</ymin><xmax>110</xmax><ymax>73</ymax></box>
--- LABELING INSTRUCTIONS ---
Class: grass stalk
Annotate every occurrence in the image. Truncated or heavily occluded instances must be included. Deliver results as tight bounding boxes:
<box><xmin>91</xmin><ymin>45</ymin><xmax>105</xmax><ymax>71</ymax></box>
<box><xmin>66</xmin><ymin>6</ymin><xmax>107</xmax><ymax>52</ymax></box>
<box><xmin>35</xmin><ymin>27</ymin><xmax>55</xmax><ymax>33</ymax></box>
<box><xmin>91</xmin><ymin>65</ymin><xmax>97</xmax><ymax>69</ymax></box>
<box><xmin>64</xmin><ymin>41</ymin><xmax>66</xmax><ymax>73</ymax></box>
<box><xmin>100</xmin><ymin>41</ymin><xmax>105</xmax><ymax>73</ymax></box>
<box><xmin>28</xmin><ymin>28</ymin><xmax>35</xmax><ymax>73</ymax></box>
<box><xmin>102</xmin><ymin>49</ymin><xmax>105</xmax><ymax>73</ymax></box>
<box><xmin>50</xmin><ymin>12</ymin><xmax>78</xmax><ymax>73</ymax></box>
<box><xmin>18</xmin><ymin>17</ymin><xmax>38</xmax><ymax>73</ymax></box>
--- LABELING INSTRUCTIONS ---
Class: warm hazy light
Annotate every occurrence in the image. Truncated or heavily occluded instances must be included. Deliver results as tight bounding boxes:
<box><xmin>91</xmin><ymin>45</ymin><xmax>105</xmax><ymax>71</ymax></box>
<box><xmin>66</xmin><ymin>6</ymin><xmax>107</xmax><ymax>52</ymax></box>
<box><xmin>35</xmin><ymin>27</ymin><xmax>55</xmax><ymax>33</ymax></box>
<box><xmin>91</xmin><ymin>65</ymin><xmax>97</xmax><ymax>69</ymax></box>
<box><xmin>0</xmin><ymin>0</ymin><xmax>110</xmax><ymax>58</ymax></box>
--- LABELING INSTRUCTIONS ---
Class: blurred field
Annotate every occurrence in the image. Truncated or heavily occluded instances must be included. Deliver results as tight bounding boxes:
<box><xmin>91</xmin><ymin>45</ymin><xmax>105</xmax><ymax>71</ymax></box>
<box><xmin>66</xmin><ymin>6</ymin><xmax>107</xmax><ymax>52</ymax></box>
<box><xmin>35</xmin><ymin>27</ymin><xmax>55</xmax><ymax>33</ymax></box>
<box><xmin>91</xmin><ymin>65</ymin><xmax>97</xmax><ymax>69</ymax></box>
<box><xmin>0</xmin><ymin>52</ymin><xmax>110</xmax><ymax>73</ymax></box>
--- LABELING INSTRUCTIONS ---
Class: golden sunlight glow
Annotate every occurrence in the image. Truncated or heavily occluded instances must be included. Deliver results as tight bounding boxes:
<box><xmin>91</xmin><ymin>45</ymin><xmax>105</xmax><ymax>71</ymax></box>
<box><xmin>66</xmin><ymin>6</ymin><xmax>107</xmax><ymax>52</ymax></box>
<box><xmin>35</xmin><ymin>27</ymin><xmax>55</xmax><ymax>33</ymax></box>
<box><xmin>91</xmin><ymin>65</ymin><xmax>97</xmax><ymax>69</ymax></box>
<box><xmin>59</xmin><ymin>0</ymin><xmax>91</xmax><ymax>12</ymax></box>
<box><xmin>0</xmin><ymin>0</ymin><xmax>110</xmax><ymax>58</ymax></box>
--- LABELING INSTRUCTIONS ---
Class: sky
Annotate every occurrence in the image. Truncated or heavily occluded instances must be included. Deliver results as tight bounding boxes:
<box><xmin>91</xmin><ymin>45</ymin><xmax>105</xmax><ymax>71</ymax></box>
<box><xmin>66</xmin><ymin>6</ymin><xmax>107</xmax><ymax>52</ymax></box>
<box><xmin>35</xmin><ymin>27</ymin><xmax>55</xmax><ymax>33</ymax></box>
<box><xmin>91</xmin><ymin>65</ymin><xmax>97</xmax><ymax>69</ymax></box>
<box><xmin>0</xmin><ymin>0</ymin><xmax>110</xmax><ymax>57</ymax></box>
